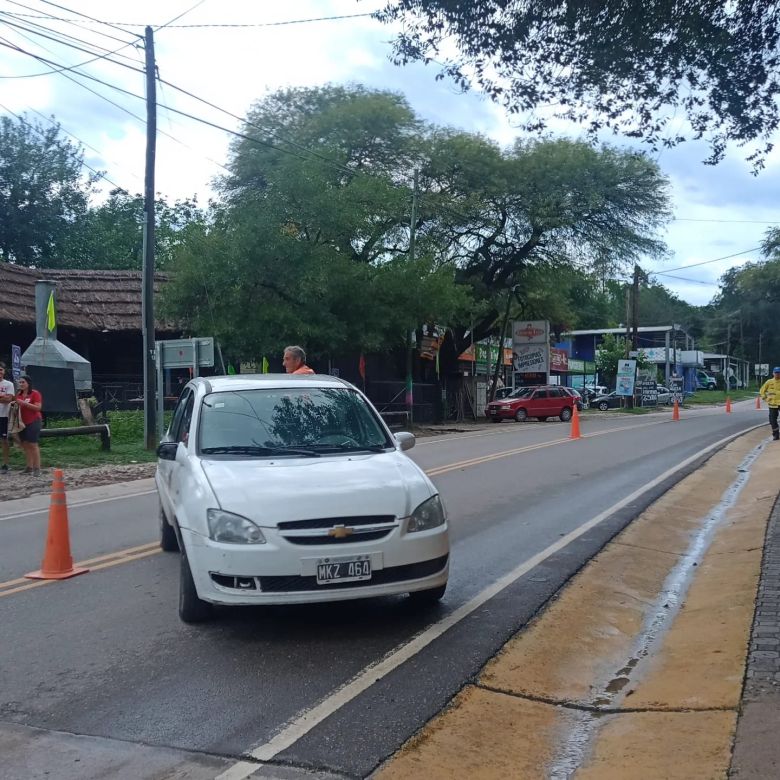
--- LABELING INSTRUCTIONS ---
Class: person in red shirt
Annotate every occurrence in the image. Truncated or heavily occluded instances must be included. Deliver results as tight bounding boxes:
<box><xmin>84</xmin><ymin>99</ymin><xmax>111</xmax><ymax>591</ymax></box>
<box><xmin>16</xmin><ymin>374</ymin><xmax>43</xmax><ymax>475</ymax></box>
<box><xmin>282</xmin><ymin>345</ymin><xmax>315</xmax><ymax>375</ymax></box>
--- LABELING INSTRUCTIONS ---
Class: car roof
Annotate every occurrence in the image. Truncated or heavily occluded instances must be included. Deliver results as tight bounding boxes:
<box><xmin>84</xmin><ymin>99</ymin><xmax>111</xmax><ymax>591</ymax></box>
<box><xmin>189</xmin><ymin>373</ymin><xmax>352</xmax><ymax>394</ymax></box>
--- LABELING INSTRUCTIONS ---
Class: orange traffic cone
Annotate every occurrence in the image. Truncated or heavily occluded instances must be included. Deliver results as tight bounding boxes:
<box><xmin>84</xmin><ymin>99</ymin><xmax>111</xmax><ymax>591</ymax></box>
<box><xmin>672</xmin><ymin>399</ymin><xmax>680</xmax><ymax>421</ymax></box>
<box><xmin>25</xmin><ymin>469</ymin><xmax>88</xmax><ymax>580</ymax></box>
<box><xmin>756</xmin><ymin>395</ymin><xmax>762</xmax><ymax>410</ymax></box>
<box><xmin>569</xmin><ymin>404</ymin><xmax>582</xmax><ymax>439</ymax></box>
<box><xmin>726</xmin><ymin>397</ymin><xmax>732</xmax><ymax>414</ymax></box>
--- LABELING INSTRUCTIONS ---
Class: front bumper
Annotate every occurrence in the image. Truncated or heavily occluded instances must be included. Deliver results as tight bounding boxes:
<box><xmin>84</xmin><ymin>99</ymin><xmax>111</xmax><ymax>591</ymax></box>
<box><xmin>180</xmin><ymin>524</ymin><xmax>450</xmax><ymax>606</ymax></box>
<box><xmin>485</xmin><ymin>406</ymin><xmax>515</xmax><ymax>419</ymax></box>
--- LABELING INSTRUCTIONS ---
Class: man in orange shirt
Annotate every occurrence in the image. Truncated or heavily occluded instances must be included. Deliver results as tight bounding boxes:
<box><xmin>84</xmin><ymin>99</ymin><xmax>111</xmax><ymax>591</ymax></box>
<box><xmin>282</xmin><ymin>345</ymin><xmax>315</xmax><ymax>375</ymax></box>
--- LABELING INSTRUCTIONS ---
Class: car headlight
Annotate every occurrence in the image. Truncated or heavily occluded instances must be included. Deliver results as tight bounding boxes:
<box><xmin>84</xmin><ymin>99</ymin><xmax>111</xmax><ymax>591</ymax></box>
<box><xmin>407</xmin><ymin>495</ymin><xmax>446</xmax><ymax>533</ymax></box>
<box><xmin>207</xmin><ymin>509</ymin><xmax>266</xmax><ymax>544</ymax></box>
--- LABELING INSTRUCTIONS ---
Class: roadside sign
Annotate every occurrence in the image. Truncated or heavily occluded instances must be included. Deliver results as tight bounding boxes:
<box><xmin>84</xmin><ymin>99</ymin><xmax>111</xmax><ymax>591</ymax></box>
<box><xmin>669</xmin><ymin>377</ymin><xmax>684</xmax><ymax>403</ymax></box>
<box><xmin>158</xmin><ymin>338</ymin><xmax>214</xmax><ymax>369</ymax></box>
<box><xmin>755</xmin><ymin>363</ymin><xmax>769</xmax><ymax>376</ymax></box>
<box><xmin>638</xmin><ymin>379</ymin><xmax>658</xmax><ymax>407</ymax></box>
<box><xmin>616</xmin><ymin>359</ymin><xmax>637</xmax><ymax>396</ymax></box>
<box><xmin>11</xmin><ymin>344</ymin><xmax>21</xmax><ymax>381</ymax></box>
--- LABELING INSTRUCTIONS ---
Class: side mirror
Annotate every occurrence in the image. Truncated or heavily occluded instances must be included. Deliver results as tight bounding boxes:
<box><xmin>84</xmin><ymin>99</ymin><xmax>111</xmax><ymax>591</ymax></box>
<box><xmin>394</xmin><ymin>432</ymin><xmax>416</xmax><ymax>452</ymax></box>
<box><xmin>157</xmin><ymin>441</ymin><xmax>179</xmax><ymax>461</ymax></box>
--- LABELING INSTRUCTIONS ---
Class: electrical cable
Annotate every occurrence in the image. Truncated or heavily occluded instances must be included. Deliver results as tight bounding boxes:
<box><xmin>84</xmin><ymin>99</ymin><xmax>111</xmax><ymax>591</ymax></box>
<box><xmin>0</xmin><ymin>100</ymin><xmax>126</xmax><ymax>189</ymax></box>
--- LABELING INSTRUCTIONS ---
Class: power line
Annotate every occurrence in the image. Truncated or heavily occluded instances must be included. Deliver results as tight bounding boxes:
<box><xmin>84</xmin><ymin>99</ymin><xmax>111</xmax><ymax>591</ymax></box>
<box><xmin>672</xmin><ymin>217</ymin><xmax>780</xmax><ymax>224</ymax></box>
<box><xmin>155</xmin><ymin>0</ymin><xmax>208</xmax><ymax>30</ymax></box>
<box><xmin>36</xmin><ymin>0</ymin><xmax>140</xmax><ymax>38</ymax></box>
<box><xmin>0</xmin><ymin>9</ymin><xmax>376</xmax><ymax>28</ymax></box>
<box><xmin>0</xmin><ymin>101</ymin><xmax>126</xmax><ymax>189</ymax></box>
<box><xmin>0</xmin><ymin>13</ymin><xmax>145</xmax><ymax>71</ymax></box>
<box><xmin>657</xmin><ymin>247</ymin><xmax>761</xmax><ymax>274</ymax></box>
<box><xmin>3</xmin><ymin>0</ymin><xmax>138</xmax><ymax>45</ymax></box>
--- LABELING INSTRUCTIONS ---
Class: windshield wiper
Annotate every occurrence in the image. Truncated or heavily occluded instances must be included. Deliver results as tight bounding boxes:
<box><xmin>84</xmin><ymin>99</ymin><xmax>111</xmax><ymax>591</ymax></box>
<box><xmin>306</xmin><ymin>442</ymin><xmax>389</xmax><ymax>453</ymax></box>
<box><xmin>201</xmin><ymin>445</ymin><xmax>320</xmax><ymax>457</ymax></box>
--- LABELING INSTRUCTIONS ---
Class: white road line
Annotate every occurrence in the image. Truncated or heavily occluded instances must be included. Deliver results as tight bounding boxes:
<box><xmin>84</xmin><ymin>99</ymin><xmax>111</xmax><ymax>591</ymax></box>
<box><xmin>215</xmin><ymin>423</ymin><xmax>765</xmax><ymax>780</ymax></box>
<box><xmin>0</xmin><ymin>489</ymin><xmax>158</xmax><ymax>521</ymax></box>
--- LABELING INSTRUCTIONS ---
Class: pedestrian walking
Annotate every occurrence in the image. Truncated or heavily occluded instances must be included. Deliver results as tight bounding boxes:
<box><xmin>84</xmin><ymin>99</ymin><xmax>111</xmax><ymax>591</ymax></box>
<box><xmin>282</xmin><ymin>345</ymin><xmax>315</xmax><ymax>375</ymax></box>
<box><xmin>15</xmin><ymin>374</ymin><xmax>43</xmax><ymax>474</ymax></box>
<box><xmin>0</xmin><ymin>362</ymin><xmax>15</xmax><ymax>472</ymax></box>
<box><xmin>759</xmin><ymin>367</ymin><xmax>780</xmax><ymax>440</ymax></box>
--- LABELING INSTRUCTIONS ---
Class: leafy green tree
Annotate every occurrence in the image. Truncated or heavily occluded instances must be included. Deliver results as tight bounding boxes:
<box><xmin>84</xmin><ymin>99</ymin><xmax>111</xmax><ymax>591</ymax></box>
<box><xmin>422</xmin><ymin>134</ymin><xmax>670</xmax><ymax>353</ymax></box>
<box><xmin>59</xmin><ymin>190</ymin><xmax>204</xmax><ymax>270</ymax></box>
<box><xmin>0</xmin><ymin>114</ymin><xmax>94</xmax><ymax>265</ymax></box>
<box><xmin>379</xmin><ymin>1</ymin><xmax>780</xmax><ymax>168</ymax></box>
<box><xmin>596</xmin><ymin>333</ymin><xmax>650</xmax><ymax>388</ymax></box>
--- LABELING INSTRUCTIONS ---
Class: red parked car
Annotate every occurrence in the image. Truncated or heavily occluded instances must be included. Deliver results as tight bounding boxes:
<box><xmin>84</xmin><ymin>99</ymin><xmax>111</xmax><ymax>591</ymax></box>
<box><xmin>485</xmin><ymin>385</ymin><xmax>579</xmax><ymax>423</ymax></box>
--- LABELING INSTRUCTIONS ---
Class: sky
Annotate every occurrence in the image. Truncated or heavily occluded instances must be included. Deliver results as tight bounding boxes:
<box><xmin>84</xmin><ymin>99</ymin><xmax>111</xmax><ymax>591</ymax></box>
<box><xmin>1</xmin><ymin>0</ymin><xmax>779</xmax><ymax>307</ymax></box>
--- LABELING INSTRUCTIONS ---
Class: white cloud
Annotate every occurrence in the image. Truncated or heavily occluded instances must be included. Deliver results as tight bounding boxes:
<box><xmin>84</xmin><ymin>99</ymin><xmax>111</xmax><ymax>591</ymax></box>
<box><xmin>0</xmin><ymin>0</ymin><xmax>777</xmax><ymax>307</ymax></box>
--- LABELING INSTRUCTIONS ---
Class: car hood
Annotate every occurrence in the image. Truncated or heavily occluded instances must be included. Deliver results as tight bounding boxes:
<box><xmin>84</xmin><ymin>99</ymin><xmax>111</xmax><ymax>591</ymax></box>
<box><xmin>199</xmin><ymin>451</ymin><xmax>433</xmax><ymax>526</ymax></box>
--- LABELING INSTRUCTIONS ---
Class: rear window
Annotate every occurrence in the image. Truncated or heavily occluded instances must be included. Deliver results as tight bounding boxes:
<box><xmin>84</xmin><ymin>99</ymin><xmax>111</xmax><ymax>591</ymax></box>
<box><xmin>198</xmin><ymin>387</ymin><xmax>392</xmax><ymax>454</ymax></box>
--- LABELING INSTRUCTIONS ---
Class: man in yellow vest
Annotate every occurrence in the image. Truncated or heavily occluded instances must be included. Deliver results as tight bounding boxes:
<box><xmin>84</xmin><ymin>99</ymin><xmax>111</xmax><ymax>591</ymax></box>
<box><xmin>759</xmin><ymin>367</ymin><xmax>780</xmax><ymax>440</ymax></box>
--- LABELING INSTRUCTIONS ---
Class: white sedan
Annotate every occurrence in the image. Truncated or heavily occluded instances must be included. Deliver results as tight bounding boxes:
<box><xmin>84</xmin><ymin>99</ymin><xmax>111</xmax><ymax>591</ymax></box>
<box><xmin>155</xmin><ymin>375</ymin><xmax>449</xmax><ymax>622</ymax></box>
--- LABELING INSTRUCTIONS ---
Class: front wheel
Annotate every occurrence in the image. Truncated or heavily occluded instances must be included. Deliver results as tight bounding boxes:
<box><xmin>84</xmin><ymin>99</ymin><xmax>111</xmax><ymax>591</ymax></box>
<box><xmin>598</xmin><ymin>401</ymin><xmax>609</xmax><ymax>411</ymax></box>
<box><xmin>179</xmin><ymin>549</ymin><xmax>213</xmax><ymax>624</ymax></box>
<box><xmin>408</xmin><ymin>583</ymin><xmax>447</xmax><ymax>606</ymax></box>
<box><xmin>559</xmin><ymin>407</ymin><xmax>572</xmax><ymax>422</ymax></box>
<box><xmin>514</xmin><ymin>408</ymin><xmax>528</xmax><ymax>422</ymax></box>
<box><xmin>160</xmin><ymin>507</ymin><xmax>179</xmax><ymax>552</ymax></box>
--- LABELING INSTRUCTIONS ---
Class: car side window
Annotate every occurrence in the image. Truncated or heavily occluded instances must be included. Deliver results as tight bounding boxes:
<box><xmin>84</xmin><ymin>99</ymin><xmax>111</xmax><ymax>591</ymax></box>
<box><xmin>169</xmin><ymin>388</ymin><xmax>193</xmax><ymax>442</ymax></box>
<box><xmin>550</xmin><ymin>388</ymin><xmax>564</xmax><ymax>398</ymax></box>
<box><xmin>176</xmin><ymin>394</ymin><xmax>195</xmax><ymax>445</ymax></box>
<box><xmin>534</xmin><ymin>390</ymin><xmax>548</xmax><ymax>399</ymax></box>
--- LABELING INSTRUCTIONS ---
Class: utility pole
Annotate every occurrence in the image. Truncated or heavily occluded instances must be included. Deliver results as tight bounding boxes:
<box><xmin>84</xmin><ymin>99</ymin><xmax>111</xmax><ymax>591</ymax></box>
<box><xmin>406</xmin><ymin>169</ymin><xmax>419</xmax><ymax>425</ymax></box>
<box><xmin>142</xmin><ymin>26</ymin><xmax>157</xmax><ymax>449</ymax></box>
<box><xmin>726</xmin><ymin>321</ymin><xmax>732</xmax><ymax>392</ymax></box>
<box><xmin>631</xmin><ymin>264</ymin><xmax>641</xmax><ymax>352</ymax></box>
<box><xmin>759</xmin><ymin>331</ymin><xmax>764</xmax><ymax>389</ymax></box>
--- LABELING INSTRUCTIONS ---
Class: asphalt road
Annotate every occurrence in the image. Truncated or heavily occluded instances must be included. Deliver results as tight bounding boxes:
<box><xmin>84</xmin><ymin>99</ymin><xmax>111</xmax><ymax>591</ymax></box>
<box><xmin>0</xmin><ymin>402</ymin><xmax>766</xmax><ymax>779</ymax></box>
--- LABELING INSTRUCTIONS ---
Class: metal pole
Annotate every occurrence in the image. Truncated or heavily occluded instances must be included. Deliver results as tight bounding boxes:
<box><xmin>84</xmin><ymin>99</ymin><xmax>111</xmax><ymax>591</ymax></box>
<box><xmin>406</xmin><ymin>169</ymin><xmax>419</xmax><ymax>425</ymax></box>
<box><xmin>142</xmin><ymin>25</ymin><xmax>157</xmax><ymax>450</ymax></box>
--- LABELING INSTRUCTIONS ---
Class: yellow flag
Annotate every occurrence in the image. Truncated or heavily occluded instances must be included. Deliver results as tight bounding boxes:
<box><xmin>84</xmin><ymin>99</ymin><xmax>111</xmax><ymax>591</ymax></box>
<box><xmin>262</xmin><ymin>356</ymin><xmax>269</xmax><ymax>374</ymax></box>
<box><xmin>46</xmin><ymin>291</ymin><xmax>56</xmax><ymax>332</ymax></box>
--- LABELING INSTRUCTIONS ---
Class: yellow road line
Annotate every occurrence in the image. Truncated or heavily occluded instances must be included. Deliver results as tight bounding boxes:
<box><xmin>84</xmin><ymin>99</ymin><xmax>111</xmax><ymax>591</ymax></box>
<box><xmin>0</xmin><ymin>547</ymin><xmax>161</xmax><ymax>599</ymax></box>
<box><xmin>0</xmin><ymin>415</ymin><xmax>688</xmax><ymax>598</ymax></box>
<box><xmin>425</xmin><ymin>418</ymin><xmax>670</xmax><ymax>477</ymax></box>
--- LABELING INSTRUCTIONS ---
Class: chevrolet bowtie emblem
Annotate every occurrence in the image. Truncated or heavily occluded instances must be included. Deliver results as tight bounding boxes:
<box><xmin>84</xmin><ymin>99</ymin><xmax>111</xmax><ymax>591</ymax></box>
<box><xmin>328</xmin><ymin>524</ymin><xmax>354</xmax><ymax>539</ymax></box>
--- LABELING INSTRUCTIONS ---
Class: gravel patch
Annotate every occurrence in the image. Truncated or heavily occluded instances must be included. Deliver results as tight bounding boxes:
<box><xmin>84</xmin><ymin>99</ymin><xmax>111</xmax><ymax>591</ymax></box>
<box><xmin>0</xmin><ymin>463</ymin><xmax>157</xmax><ymax>502</ymax></box>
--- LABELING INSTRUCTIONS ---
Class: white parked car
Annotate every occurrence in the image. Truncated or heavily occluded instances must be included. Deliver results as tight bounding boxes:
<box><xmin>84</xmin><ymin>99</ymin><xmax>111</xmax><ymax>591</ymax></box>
<box><xmin>155</xmin><ymin>375</ymin><xmax>449</xmax><ymax>623</ymax></box>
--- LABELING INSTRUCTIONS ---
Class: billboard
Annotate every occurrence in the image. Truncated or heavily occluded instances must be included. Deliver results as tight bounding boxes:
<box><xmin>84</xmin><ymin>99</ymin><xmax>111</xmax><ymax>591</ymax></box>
<box><xmin>512</xmin><ymin>320</ymin><xmax>549</xmax><ymax>374</ymax></box>
<box><xmin>616</xmin><ymin>359</ymin><xmax>637</xmax><ymax>396</ymax></box>
<box><xmin>513</xmin><ymin>344</ymin><xmax>548</xmax><ymax>373</ymax></box>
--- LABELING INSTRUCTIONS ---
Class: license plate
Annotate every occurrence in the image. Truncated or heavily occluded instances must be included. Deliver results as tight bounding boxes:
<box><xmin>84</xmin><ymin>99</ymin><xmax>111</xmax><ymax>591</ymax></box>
<box><xmin>316</xmin><ymin>555</ymin><xmax>372</xmax><ymax>584</ymax></box>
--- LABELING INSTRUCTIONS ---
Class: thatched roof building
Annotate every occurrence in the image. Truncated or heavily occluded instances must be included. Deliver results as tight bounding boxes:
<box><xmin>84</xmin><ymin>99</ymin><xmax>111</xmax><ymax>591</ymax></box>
<box><xmin>0</xmin><ymin>263</ymin><xmax>169</xmax><ymax>332</ymax></box>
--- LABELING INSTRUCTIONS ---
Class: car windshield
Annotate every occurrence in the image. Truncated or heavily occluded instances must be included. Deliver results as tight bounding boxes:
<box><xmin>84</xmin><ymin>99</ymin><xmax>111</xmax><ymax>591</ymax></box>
<box><xmin>198</xmin><ymin>387</ymin><xmax>392</xmax><ymax>455</ymax></box>
<box><xmin>508</xmin><ymin>387</ymin><xmax>534</xmax><ymax>398</ymax></box>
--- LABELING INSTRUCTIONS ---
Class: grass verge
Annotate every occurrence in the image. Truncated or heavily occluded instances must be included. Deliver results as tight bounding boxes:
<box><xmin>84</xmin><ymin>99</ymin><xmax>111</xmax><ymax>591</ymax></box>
<box><xmin>4</xmin><ymin>411</ymin><xmax>170</xmax><ymax>469</ymax></box>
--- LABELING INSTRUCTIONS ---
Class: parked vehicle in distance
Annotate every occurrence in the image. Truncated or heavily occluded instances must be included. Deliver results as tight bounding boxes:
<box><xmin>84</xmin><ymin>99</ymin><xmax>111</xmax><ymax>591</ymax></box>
<box><xmin>155</xmin><ymin>374</ymin><xmax>450</xmax><ymax>623</ymax></box>
<box><xmin>696</xmin><ymin>370</ymin><xmax>717</xmax><ymax>390</ymax></box>
<box><xmin>592</xmin><ymin>391</ymin><xmax>622</xmax><ymax>411</ymax></box>
<box><xmin>485</xmin><ymin>385</ymin><xmax>578</xmax><ymax>422</ymax></box>
<box><xmin>656</xmin><ymin>386</ymin><xmax>673</xmax><ymax>404</ymax></box>
<box><xmin>493</xmin><ymin>387</ymin><xmax>515</xmax><ymax>400</ymax></box>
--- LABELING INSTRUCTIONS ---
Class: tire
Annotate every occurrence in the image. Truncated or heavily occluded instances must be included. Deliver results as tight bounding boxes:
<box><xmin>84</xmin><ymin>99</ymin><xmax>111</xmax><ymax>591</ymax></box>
<box><xmin>179</xmin><ymin>549</ymin><xmax>213</xmax><ymax>624</ymax></box>
<box><xmin>559</xmin><ymin>407</ymin><xmax>572</xmax><ymax>422</ymax></box>
<box><xmin>160</xmin><ymin>507</ymin><xmax>179</xmax><ymax>552</ymax></box>
<box><xmin>598</xmin><ymin>401</ymin><xmax>609</xmax><ymax>411</ymax></box>
<box><xmin>514</xmin><ymin>408</ymin><xmax>528</xmax><ymax>422</ymax></box>
<box><xmin>408</xmin><ymin>583</ymin><xmax>447</xmax><ymax>606</ymax></box>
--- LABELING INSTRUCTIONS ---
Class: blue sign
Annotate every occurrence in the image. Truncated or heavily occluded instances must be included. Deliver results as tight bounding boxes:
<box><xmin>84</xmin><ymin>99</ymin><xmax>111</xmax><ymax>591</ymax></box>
<box><xmin>11</xmin><ymin>344</ymin><xmax>21</xmax><ymax>381</ymax></box>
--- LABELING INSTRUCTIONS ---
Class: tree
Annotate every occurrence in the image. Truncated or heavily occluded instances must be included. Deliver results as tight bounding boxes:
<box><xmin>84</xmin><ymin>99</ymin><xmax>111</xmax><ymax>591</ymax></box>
<box><xmin>163</xmin><ymin>87</ymin><xmax>470</xmax><ymax>359</ymax></box>
<box><xmin>0</xmin><ymin>114</ymin><xmax>95</xmax><ymax>265</ymax></box>
<box><xmin>421</xmin><ymin>134</ymin><xmax>670</xmax><ymax>355</ymax></box>
<box><xmin>595</xmin><ymin>333</ymin><xmax>650</xmax><ymax>388</ymax></box>
<box><xmin>378</xmin><ymin>1</ymin><xmax>780</xmax><ymax>169</ymax></box>
<box><xmin>59</xmin><ymin>190</ymin><xmax>204</xmax><ymax>271</ymax></box>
